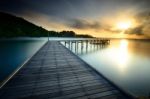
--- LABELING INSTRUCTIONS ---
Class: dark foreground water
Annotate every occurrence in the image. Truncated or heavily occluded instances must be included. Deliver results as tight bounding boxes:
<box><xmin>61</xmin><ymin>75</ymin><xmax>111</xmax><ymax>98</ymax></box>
<box><xmin>62</xmin><ymin>39</ymin><xmax>150</xmax><ymax>97</ymax></box>
<box><xmin>0</xmin><ymin>39</ymin><xmax>46</xmax><ymax>85</ymax></box>
<box><xmin>0</xmin><ymin>38</ymin><xmax>150</xmax><ymax>97</ymax></box>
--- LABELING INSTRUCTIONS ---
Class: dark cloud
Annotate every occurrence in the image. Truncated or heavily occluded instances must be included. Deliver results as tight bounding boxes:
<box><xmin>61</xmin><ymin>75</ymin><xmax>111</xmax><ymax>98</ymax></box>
<box><xmin>0</xmin><ymin>0</ymin><xmax>149</xmax><ymax>18</ymax></box>
<box><xmin>68</xmin><ymin>19</ymin><xmax>101</xmax><ymax>30</ymax></box>
<box><xmin>125</xmin><ymin>26</ymin><xmax>144</xmax><ymax>35</ymax></box>
<box><xmin>68</xmin><ymin>19</ymin><xmax>123</xmax><ymax>33</ymax></box>
<box><xmin>0</xmin><ymin>0</ymin><xmax>74</xmax><ymax>18</ymax></box>
<box><xmin>125</xmin><ymin>11</ymin><xmax>150</xmax><ymax>36</ymax></box>
<box><xmin>105</xmin><ymin>28</ymin><xmax>122</xmax><ymax>34</ymax></box>
<box><xmin>0</xmin><ymin>0</ymin><xmax>29</xmax><ymax>14</ymax></box>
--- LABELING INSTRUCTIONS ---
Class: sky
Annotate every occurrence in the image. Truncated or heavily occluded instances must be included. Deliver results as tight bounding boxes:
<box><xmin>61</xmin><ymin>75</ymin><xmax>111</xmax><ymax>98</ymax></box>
<box><xmin>0</xmin><ymin>0</ymin><xmax>150</xmax><ymax>39</ymax></box>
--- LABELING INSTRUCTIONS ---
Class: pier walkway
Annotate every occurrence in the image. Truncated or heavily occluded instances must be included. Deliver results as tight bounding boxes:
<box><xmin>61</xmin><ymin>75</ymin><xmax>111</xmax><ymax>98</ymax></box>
<box><xmin>0</xmin><ymin>41</ymin><xmax>131</xmax><ymax>99</ymax></box>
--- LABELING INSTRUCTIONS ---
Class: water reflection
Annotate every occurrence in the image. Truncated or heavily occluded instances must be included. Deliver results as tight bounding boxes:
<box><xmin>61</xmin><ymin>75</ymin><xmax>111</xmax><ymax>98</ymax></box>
<box><xmin>106</xmin><ymin>40</ymin><xmax>130</xmax><ymax>73</ymax></box>
<box><xmin>62</xmin><ymin>39</ymin><xmax>150</xmax><ymax>97</ymax></box>
<box><xmin>78</xmin><ymin>39</ymin><xmax>150</xmax><ymax>97</ymax></box>
<box><xmin>118</xmin><ymin>40</ymin><xmax>129</xmax><ymax>72</ymax></box>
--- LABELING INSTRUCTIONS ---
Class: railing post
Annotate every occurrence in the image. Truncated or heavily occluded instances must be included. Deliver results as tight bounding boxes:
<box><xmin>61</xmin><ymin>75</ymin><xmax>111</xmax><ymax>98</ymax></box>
<box><xmin>48</xmin><ymin>32</ymin><xmax>49</xmax><ymax>41</ymax></box>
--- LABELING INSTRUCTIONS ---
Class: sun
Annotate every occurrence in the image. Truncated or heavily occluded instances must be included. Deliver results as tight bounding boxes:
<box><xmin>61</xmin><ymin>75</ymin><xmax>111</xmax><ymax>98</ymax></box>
<box><xmin>117</xmin><ymin>21</ymin><xmax>131</xmax><ymax>30</ymax></box>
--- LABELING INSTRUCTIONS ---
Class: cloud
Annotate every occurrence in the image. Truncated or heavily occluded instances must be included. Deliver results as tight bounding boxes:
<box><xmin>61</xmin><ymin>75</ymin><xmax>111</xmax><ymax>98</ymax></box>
<box><xmin>103</xmin><ymin>27</ymin><xmax>122</xmax><ymax>33</ymax></box>
<box><xmin>68</xmin><ymin>19</ymin><xmax>101</xmax><ymax>30</ymax></box>
<box><xmin>0</xmin><ymin>0</ymin><xmax>149</xmax><ymax>38</ymax></box>
<box><xmin>125</xmin><ymin>11</ymin><xmax>150</xmax><ymax>37</ymax></box>
<box><xmin>125</xmin><ymin>26</ymin><xmax>144</xmax><ymax>35</ymax></box>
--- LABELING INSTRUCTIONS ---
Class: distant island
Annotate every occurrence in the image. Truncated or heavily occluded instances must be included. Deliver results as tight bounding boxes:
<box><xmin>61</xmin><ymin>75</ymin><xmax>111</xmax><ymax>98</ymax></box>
<box><xmin>0</xmin><ymin>12</ymin><xmax>92</xmax><ymax>38</ymax></box>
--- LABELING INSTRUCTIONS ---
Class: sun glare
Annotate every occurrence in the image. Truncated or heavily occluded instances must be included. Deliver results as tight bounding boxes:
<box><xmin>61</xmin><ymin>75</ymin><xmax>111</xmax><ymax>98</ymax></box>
<box><xmin>117</xmin><ymin>21</ymin><xmax>131</xmax><ymax>30</ymax></box>
<box><xmin>106</xmin><ymin>39</ymin><xmax>129</xmax><ymax>73</ymax></box>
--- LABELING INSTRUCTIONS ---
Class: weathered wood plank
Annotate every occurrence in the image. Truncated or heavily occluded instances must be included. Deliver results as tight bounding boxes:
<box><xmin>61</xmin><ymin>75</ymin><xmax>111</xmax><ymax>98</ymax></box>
<box><xmin>0</xmin><ymin>41</ymin><xmax>132</xmax><ymax>99</ymax></box>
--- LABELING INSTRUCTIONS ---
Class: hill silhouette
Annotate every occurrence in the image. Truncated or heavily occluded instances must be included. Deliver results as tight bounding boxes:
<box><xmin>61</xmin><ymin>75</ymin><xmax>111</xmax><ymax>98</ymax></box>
<box><xmin>0</xmin><ymin>12</ymin><xmax>92</xmax><ymax>38</ymax></box>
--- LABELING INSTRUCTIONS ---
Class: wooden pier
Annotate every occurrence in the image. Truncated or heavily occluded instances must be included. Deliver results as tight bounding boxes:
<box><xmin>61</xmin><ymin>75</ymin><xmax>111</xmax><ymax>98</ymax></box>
<box><xmin>62</xmin><ymin>38</ymin><xmax>110</xmax><ymax>47</ymax></box>
<box><xmin>60</xmin><ymin>39</ymin><xmax>110</xmax><ymax>55</ymax></box>
<box><xmin>0</xmin><ymin>41</ymin><xmax>132</xmax><ymax>99</ymax></box>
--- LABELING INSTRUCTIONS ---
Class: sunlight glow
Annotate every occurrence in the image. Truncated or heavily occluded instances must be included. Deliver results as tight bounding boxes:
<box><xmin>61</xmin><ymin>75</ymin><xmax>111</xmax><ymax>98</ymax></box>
<box><xmin>118</xmin><ymin>40</ymin><xmax>128</xmax><ymax>66</ymax></box>
<box><xmin>120</xmin><ymin>40</ymin><xmax>128</xmax><ymax>50</ymax></box>
<box><xmin>117</xmin><ymin>21</ymin><xmax>131</xmax><ymax>30</ymax></box>
<box><xmin>106</xmin><ymin>39</ymin><xmax>129</xmax><ymax>73</ymax></box>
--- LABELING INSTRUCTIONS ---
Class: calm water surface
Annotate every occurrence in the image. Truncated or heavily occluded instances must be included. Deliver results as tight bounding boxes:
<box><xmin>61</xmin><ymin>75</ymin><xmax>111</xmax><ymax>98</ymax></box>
<box><xmin>0</xmin><ymin>39</ymin><xmax>46</xmax><ymax>85</ymax></box>
<box><xmin>0</xmin><ymin>37</ymin><xmax>87</xmax><ymax>85</ymax></box>
<box><xmin>62</xmin><ymin>39</ymin><xmax>150</xmax><ymax>97</ymax></box>
<box><xmin>0</xmin><ymin>38</ymin><xmax>150</xmax><ymax>97</ymax></box>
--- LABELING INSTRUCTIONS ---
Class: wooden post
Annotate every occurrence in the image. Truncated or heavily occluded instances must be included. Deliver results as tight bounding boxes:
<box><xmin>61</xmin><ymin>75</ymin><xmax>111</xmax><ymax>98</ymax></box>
<box><xmin>76</xmin><ymin>41</ymin><xmax>78</xmax><ymax>54</ymax></box>
<box><xmin>81</xmin><ymin>41</ymin><xmax>83</xmax><ymax>54</ymax></box>
<box><xmin>70</xmin><ymin>41</ymin><xmax>72</xmax><ymax>50</ymax></box>
<box><xmin>65</xmin><ymin>41</ymin><xmax>66</xmax><ymax>46</ymax></box>
<box><xmin>48</xmin><ymin>32</ymin><xmax>49</xmax><ymax>41</ymax></box>
<box><xmin>75</xmin><ymin>41</ymin><xmax>76</xmax><ymax>52</ymax></box>
<box><xmin>77</xmin><ymin>41</ymin><xmax>78</xmax><ymax>52</ymax></box>
<box><xmin>69</xmin><ymin>41</ymin><xmax>71</xmax><ymax>49</ymax></box>
<box><xmin>86</xmin><ymin>40</ymin><xmax>88</xmax><ymax>53</ymax></box>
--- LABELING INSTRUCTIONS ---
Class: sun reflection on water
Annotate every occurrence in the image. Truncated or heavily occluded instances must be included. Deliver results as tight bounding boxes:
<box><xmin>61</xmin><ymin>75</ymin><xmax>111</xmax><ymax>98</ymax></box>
<box><xmin>118</xmin><ymin>40</ymin><xmax>128</xmax><ymax>66</ymax></box>
<box><xmin>107</xmin><ymin>39</ymin><xmax>130</xmax><ymax>73</ymax></box>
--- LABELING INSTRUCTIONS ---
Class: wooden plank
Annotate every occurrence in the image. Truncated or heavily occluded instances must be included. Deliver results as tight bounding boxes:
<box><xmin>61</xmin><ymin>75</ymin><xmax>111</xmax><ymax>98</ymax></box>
<box><xmin>0</xmin><ymin>41</ymin><xmax>132</xmax><ymax>99</ymax></box>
